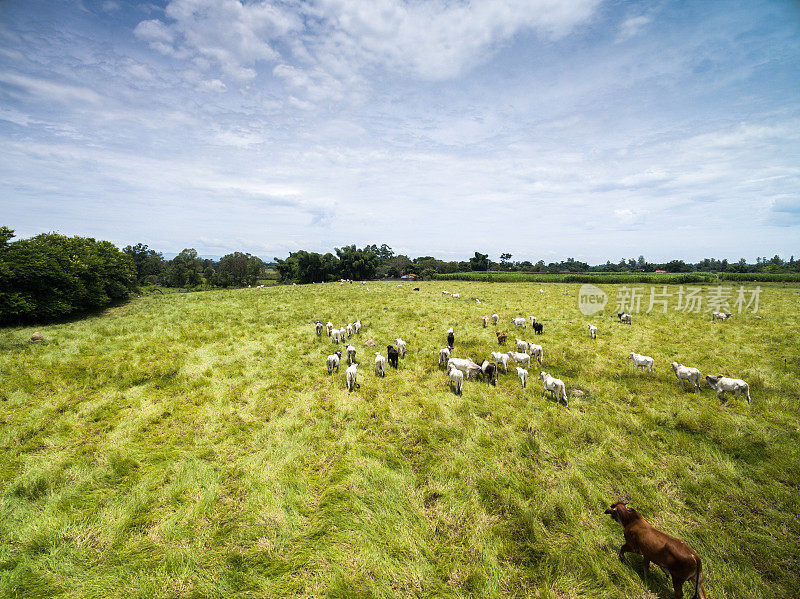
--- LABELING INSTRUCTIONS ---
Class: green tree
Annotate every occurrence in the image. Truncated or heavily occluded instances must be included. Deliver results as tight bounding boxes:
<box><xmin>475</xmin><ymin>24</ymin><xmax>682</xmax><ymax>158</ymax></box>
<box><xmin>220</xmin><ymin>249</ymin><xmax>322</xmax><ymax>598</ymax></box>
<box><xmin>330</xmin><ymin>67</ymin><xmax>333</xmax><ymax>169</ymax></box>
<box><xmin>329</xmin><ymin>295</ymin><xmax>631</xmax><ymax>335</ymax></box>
<box><xmin>167</xmin><ymin>249</ymin><xmax>202</xmax><ymax>288</ymax></box>
<box><xmin>123</xmin><ymin>243</ymin><xmax>166</xmax><ymax>284</ymax></box>
<box><xmin>0</xmin><ymin>230</ymin><xmax>136</xmax><ymax>322</ymax></box>
<box><xmin>664</xmin><ymin>259</ymin><xmax>693</xmax><ymax>273</ymax></box>
<box><xmin>468</xmin><ymin>251</ymin><xmax>490</xmax><ymax>271</ymax></box>
<box><xmin>335</xmin><ymin>245</ymin><xmax>379</xmax><ymax>280</ymax></box>
<box><xmin>217</xmin><ymin>252</ymin><xmax>265</xmax><ymax>287</ymax></box>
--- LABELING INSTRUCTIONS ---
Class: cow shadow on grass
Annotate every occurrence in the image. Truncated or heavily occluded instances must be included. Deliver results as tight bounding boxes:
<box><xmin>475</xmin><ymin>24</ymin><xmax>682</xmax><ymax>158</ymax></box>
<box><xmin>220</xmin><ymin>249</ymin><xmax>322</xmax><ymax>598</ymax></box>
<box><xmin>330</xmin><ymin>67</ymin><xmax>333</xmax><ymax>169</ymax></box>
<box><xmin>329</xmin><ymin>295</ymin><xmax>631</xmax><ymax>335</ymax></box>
<box><xmin>617</xmin><ymin>551</ymin><xmax>675</xmax><ymax>598</ymax></box>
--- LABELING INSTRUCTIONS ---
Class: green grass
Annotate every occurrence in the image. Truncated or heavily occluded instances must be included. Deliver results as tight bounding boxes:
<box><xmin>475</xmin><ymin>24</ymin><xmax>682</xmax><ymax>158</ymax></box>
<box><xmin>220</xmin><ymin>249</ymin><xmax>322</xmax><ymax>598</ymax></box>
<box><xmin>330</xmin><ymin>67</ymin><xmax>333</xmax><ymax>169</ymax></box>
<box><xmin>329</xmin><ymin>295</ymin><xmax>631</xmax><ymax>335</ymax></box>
<box><xmin>1</xmin><ymin>281</ymin><xmax>799</xmax><ymax>598</ymax></box>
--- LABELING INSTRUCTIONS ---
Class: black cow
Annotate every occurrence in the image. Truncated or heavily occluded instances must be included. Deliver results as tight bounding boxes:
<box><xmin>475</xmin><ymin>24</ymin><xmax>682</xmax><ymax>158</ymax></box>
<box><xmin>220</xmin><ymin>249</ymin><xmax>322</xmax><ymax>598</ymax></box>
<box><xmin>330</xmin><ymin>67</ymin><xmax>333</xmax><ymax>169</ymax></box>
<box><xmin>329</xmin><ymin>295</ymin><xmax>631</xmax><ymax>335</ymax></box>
<box><xmin>387</xmin><ymin>345</ymin><xmax>399</xmax><ymax>369</ymax></box>
<box><xmin>447</xmin><ymin>330</ymin><xmax>455</xmax><ymax>348</ymax></box>
<box><xmin>532</xmin><ymin>322</ymin><xmax>543</xmax><ymax>335</ymax></box>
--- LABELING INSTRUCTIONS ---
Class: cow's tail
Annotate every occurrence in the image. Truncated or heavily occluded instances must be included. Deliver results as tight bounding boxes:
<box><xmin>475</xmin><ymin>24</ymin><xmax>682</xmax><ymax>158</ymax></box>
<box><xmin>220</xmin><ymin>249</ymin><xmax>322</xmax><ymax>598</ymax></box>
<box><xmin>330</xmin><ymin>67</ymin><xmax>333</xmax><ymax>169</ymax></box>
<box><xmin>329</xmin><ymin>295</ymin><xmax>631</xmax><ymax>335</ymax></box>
<box><xmin>691</xmin><ymin>555</ymin><xmax>704</xmax><ymax>599</ymax></box>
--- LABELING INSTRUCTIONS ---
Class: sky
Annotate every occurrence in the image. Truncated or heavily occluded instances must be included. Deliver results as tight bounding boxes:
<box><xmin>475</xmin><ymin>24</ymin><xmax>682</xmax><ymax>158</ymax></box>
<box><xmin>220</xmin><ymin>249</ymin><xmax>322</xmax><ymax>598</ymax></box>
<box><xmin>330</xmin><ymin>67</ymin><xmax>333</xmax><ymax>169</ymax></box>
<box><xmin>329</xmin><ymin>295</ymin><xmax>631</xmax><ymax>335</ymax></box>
<box><xmin>1</xmin><ymin>0</ymin><xmax>799</xmax><ymax>264</ymax></box>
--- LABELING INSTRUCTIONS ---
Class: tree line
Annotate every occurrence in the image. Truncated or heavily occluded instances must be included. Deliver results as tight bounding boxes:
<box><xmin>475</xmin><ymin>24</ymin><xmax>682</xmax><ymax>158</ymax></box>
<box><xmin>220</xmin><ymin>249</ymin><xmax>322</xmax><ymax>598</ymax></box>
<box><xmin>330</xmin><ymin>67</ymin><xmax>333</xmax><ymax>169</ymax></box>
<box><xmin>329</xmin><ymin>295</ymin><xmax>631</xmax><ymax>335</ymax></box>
<box><xmin>2</xmin><ymin>226</ymin><xmax>797</xmax><ymax>322</ymax></box>
<box><xmin>273</xmin><ymin>247</ymin><xmax>800</xmax><ymax>283</ymax></box>
<box><xmin>123</xmin><ymin>244</ymin><xmax>267</xmax><ymax>289</ymax></box>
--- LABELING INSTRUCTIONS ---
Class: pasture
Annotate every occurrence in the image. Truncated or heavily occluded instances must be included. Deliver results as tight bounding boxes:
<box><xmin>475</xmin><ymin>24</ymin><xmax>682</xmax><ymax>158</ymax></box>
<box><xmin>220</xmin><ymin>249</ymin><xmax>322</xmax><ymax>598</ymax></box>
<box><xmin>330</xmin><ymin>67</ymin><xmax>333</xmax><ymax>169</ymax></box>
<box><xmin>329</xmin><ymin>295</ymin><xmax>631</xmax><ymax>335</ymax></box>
<box><xmin>1</xmin><ymin>281</ymin><xmax>799</xmax><ymax>598</ymax></box>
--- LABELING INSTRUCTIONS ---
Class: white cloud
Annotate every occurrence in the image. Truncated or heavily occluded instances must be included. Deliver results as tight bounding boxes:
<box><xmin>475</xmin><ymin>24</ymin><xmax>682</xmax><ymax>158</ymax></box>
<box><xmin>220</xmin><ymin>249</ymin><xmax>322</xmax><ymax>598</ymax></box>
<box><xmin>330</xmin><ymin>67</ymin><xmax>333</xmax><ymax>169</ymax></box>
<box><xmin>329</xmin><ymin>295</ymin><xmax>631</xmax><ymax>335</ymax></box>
<box><xmin>0</xmin><ymin>72</ymin><xmax>103</xmax><ymax>105</ymax></box>
<box><xmin>134</xmin><ymin>0</ymin><xmax>603</xmax><ymax>101</ymax></box>
<box><xmin>617</xmin><ymin>15</ymin><xmax>651</xmax><ymax>42</ymax></box>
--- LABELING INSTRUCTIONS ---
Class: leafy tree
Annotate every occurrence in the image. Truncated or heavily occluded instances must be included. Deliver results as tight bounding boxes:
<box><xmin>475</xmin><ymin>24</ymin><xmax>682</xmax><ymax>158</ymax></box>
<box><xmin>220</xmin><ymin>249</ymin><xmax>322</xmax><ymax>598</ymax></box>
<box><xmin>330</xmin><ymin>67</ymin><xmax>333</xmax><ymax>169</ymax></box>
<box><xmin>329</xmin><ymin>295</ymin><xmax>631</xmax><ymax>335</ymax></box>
<box><xmin>123</xmin><ymin>243</ymin><xmax>166</xmax><ymax>284</ymax></box>
<box><xmin>468</xmin><ymin>251</ymin><xmax>490</xmax><ymax>271</ymax></box>
<box><xmin>335</xmin><ymin>245</ymin><xmax>379</xmax><ymax>280</ymax></box>
<box><xmin>166</xmin><ymin>248</ymin><xmax>203</xmax><ymax>288</ymax></box>
<box><xmin>0</xmin><ymin>230</ymin><xmax>136</xmax><ymax>322</ymax></box>
<box><xmin>663</xmin><ymin>259</ymin><xmax>693</xmax><ymax>273</ymax></box>
<box><xmin>379</xmin><ymin>255</ymin><xmax>411</xmax><ymax>278</ymax></box>
<box><xmin>499</xmin><ymin>253</ymin><xmax>512</xmax><ymax>267</ymax></box>
<box><xmin>364</xmin><ymin>244</ymin><xmax>394</xmax><ymax>263</ymax></box>
<box><xmin>421</xmin><ymin>268</ymin><xmax>437</xmax><ymax>280</ymax></box>
<box><xmin>274</xmin><ymin>251</ymin><xmax>339</xmax><ymax>283</ymax></box>
<box><xmin>217</xmin><ymin>252</ymin><xmax>265</xmax><ymax>287</ymax></box>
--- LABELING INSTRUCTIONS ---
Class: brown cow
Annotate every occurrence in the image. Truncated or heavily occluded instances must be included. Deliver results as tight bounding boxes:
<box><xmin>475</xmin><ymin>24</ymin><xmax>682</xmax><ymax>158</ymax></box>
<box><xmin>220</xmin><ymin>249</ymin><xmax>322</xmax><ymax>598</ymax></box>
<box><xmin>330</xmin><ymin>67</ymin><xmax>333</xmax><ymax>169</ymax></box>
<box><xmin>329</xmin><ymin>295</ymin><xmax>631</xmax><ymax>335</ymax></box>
<box><xmin>605</xmin><ymin>502</ymin><xmax>707</xmax><ymax>599</ymax></box>
<box><xmin>495</xmin><ymin>331</ymin><xmax>507</xmax><ymax>345</ymax></box>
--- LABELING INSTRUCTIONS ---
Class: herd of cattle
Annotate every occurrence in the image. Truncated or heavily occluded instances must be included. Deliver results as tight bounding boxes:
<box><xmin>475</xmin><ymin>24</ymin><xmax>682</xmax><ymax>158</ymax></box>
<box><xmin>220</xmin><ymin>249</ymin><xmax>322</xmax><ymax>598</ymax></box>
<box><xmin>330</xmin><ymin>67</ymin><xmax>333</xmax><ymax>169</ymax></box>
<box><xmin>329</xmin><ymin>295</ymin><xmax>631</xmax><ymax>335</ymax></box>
<box><xmin>315</xmin><ymin>308</ymin><xmax>751</xmax><ymax>406</ymax></box>
<box><xmin>308</xmin><ymin>292</ymin><xmax>752</xmax><ymax>598</ymax></box>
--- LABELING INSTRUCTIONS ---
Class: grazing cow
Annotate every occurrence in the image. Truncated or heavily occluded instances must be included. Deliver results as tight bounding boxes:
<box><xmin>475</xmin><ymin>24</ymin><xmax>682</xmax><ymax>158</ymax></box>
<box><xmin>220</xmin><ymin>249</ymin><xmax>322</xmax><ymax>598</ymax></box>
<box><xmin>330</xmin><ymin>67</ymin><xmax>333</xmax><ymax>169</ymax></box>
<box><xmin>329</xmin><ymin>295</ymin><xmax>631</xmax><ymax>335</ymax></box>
<box><xmin>387</xmin><ymin>345</ymin><xmax>399</xmax><ymax>369</ymax></box>
<box><xmin>492</xmin><ymin>313</ymin><xmax>499</xmax><ymax>325</ymax></box>
<box><xmin>346</xmin><ymin>363</ymin><xmax>359</xmax><ymax>392</ymax></box>
<box><xmin>532</xmin><ymin>322</ymin><xmax>543</xmax><ymax>335</ymax></box>
<box><xmin>449</xmin><ymin>365</ymin><xmax>464</xmax><ymax>395</ymax></box>
<box><xmin>712</xmin><ymin>311</ymin><xmax>732</xmax><ymax>322</ymax></box>
<box><xmin>629</xmin><ymin>352</ymin><xmax>654</xmax><ymax>373</ymax></box>
<box><xmin>604</xmin><ymin>501</ymin><xmax>707</xmax><ymax>599</ymax></box>
<box><xmin>539</xmin><ymin>371</ymin><xmax>568</xmax><ymax>406</ymax></box>
<box><xmin>413</xmin><ymin>287</ymin><xmax>420</xmax><ymax>291</ymax></box>
<box><xmin>671</xmin><ymin>362</ymin><xmax>701</xmax><ymax>392</ymax></box>
<box><xmin>480</xmin><ymin>360</ymin><xmax>498</xmax><ymax>386</ymax></box>
<box><xmin>496</xmin><ymin>331</ymin><xmax>507</xmax><ymax>346</ymax></box>
<box><xmin>447</xmin><ymin>328</ymin><xmax>455</xmax><ymax>349</ymax></box>
<box><xmin>326</xmin><ymin>351</ymin><xmax>342</xmax><ymax>375</ymax></box>
<box><xmin>706</xmin><ymin>375</ymin><xmax>751</xmax><ymax>403</ymax></box>
<box><xmin>315</xmin><ymin>321</ymin><xmax>323</xmax><ymax>336</ymax></box>
<box><xmin>491</xmin><ymin>351</ymin><xmax>510</xmax><ymax>373</ymax></box>
<box><xmin>482</xmin><ymin>315</ymin><xmax>489</xmax><ymax>328</ymax></box>
<box><xmin>516</xmin><ymin>367</ymin><xmax>528</xmax><ymax>388</ymax></box>
<box><xmin>374</xmin><ymin>352</ymin><xmax>386</xmax><ymax>377</ymax></box>
<box><xmin>438</xmin><ymin>347</ymin><xmax>451</xmax><ymax>369</ymax></box>
<box><xmin>511</xmin><ymin>317</ymin><xmax>526</xmax><ymax>329</ymax></box>
<box><xmin>447</xmin><ymin>357</ymin><xmax>482</xmax><ymax>379</ymax></box>
<box><xmin>618</xmin><ymin>312</ymin><xmax>632</xmax><ymax>324</ymax></box>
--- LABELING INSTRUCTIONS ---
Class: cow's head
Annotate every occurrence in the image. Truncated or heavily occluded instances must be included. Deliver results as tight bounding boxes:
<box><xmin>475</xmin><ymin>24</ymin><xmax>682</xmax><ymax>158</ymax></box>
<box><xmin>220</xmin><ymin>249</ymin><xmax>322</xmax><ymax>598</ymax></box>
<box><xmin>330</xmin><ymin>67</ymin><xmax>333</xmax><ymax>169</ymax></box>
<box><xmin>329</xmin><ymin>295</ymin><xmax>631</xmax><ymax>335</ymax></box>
<box><xmin>706</xmin><ymin>374</ymin><xmax>720</xmax><ymax>388</ymax></box>
<box><xmin>604</xmin><ymin>501</ymin><xmax>637</xmax><ymax>524</ymax></box>
<box><xmin>671</xmin><ymin>362</ymin><xmax>679</xmax><ymax>372</ymax></box>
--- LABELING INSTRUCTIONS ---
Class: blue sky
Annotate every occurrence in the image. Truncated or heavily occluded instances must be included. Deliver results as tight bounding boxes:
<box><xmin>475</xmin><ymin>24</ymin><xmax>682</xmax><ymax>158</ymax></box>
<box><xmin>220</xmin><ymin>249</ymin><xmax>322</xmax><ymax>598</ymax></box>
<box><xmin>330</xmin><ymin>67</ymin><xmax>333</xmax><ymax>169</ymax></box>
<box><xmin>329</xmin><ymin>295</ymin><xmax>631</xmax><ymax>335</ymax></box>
<box><xmin>1</xmin><ymin>0</ymin><xmax>798</xmax><ymax>263</ymax></box>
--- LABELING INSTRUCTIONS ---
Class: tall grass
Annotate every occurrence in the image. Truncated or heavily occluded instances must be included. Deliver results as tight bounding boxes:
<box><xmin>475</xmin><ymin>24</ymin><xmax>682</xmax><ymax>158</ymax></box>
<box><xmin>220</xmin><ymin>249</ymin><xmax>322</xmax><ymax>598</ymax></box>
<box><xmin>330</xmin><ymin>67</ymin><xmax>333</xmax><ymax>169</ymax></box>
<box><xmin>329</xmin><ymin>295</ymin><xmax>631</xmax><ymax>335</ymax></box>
<box><xmin>1</xmin><ymin>281</ymin><xmax>798</xmax><ymax>598</ymax></box>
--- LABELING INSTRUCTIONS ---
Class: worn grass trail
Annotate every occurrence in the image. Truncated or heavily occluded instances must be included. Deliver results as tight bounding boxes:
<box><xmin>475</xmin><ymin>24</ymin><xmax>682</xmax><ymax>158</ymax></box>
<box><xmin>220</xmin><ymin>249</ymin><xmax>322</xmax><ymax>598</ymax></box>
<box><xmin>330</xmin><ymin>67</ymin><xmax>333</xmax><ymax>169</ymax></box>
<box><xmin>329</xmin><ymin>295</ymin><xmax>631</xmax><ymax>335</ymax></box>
<box><xmin>1</xmin><ymin>282</ymin><xmax>798</xmax><ymax>598</ymax></box>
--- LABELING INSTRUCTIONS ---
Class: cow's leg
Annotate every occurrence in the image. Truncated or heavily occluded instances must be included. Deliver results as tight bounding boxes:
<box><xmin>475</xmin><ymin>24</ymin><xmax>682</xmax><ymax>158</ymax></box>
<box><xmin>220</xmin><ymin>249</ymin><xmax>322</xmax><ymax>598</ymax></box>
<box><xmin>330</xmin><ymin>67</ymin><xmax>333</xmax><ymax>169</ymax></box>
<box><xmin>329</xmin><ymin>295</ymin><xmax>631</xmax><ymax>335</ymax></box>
<box><xmin>618</xmin><ymin>542</ymin><xmax>633</xmax><ymax>562</ymax></box>
<box><xmin>672</xmin><ymin>574</ymin><xmax>685</xmax><ymax>599</ymax></box>
<box><xmin>642</xmin><ymin>558</ymin><xmax>650</xmax><ymax>580</ymax></box>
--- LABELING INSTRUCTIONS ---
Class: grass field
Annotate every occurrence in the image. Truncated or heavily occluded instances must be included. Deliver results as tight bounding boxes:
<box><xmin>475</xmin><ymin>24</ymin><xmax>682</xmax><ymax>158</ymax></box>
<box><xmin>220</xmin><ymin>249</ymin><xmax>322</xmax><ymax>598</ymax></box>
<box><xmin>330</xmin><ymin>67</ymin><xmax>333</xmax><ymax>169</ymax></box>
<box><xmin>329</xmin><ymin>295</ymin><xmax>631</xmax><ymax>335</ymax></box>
<box><xmin>1</xmin><ymin>281</ymin><xmax>799</xmax><ymax>598</ymax></box>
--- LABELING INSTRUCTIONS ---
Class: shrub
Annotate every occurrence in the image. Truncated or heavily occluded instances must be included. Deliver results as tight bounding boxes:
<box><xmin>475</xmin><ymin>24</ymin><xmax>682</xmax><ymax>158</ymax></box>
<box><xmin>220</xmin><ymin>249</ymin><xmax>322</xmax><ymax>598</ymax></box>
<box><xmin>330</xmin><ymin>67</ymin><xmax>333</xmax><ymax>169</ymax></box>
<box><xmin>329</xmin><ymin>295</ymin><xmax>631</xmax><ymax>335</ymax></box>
<box><xmin>0</xmin><ymin>229</ymin><xmax>136</xmax><ymax>323</ymax></box>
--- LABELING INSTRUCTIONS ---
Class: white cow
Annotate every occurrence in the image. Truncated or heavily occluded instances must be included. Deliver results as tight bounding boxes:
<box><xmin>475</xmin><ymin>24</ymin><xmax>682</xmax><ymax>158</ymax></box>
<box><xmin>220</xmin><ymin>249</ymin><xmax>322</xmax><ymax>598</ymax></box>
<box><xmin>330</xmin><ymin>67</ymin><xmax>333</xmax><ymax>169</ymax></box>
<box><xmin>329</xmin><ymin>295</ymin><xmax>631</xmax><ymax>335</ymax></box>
<box><xmin>629</xmin><ymin>352</ymin><xmax>654</xmax><ymax>372</ymax></box>
<box><xmin>706</xmin><ymin>375</ymin><xmax>751</xmax><ymax>403</ymax></box>
<box><xmin>516</xmin><ymin>367</ymin><xmax>528</xmax><ymax>388</ymax></box>
<box><xmin>671</xmin><ymin>362</ymin><xmax>701</xmax><ymax>391</ymax></box>
<box><xmin>374</xmin><ymin>352</ymin><xmax>386</xmax><ymax>377</ymax></box>
<box><xmin>491</xmin><ymin>351</ymin><xmax>510</xmax><ymax>373</ymax></box>
<box><xmin>539</xmin><ymin>371</ymin><xmax>568</xmax><ymax>406</ymax></box>
<box><xmin>508</xmin><ymin>351</ymin><xmax>531</xmax><ymax>369</ymax></box>
<box><xmin>447</xmin><ymin>357</ymin><xmax>482</xmax><ymax>379</ymax></box>
<box><xmin>449</xmin><ymin>365</ymin><xmax>464</xmax><ymax>395</ymax></box>
<box><xmin>528</xmin><ymin>343</ymin><xmax>543</xmax><ymax>365</ymax></box>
